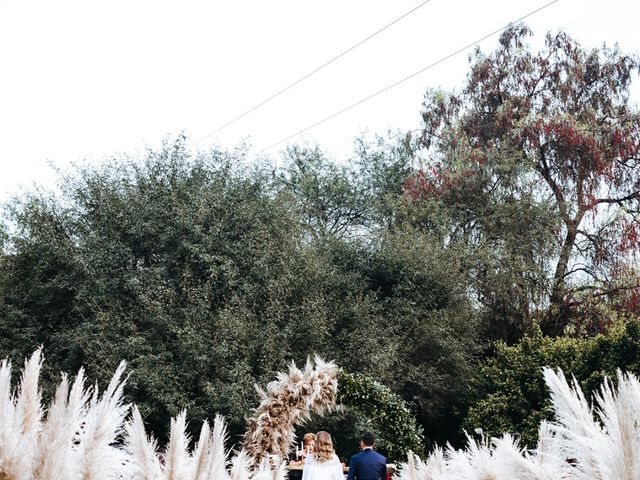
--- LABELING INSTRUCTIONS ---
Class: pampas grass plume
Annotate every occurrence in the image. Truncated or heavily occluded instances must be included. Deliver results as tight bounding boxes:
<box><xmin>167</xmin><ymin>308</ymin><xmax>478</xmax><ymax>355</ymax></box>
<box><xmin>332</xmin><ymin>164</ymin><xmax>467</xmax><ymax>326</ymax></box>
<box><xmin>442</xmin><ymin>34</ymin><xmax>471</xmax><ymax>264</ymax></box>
<box><xmin>124</xmin><ymin>406</ymin><xmax>163</xmax><ymax>480</ymax></box>
<box><xmin>242</xmin><ymin>356</ymin><xmax>338</xmax><ymax>463</ymax></box>
<box><xmin>163</xmin><ymin>410</ymin><xmax>191</xmax><ymax>480</ymax></box>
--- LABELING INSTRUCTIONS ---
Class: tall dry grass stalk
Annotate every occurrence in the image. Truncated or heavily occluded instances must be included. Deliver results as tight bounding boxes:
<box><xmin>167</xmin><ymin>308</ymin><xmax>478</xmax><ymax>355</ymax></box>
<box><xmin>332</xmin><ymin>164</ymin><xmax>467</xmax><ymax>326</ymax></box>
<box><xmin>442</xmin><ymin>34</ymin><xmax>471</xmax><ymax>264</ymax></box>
<box><xmin>242</xmin><ymin>356</ymin><xmax>339</xmax><ymax>463</ymax></box>
<box><xmin>0</xmin><ymin>349</ymin><xmax>128</xmax><ymax>480</ymax></box>
<box><xmin>0</xmin><ymin>350</ymin><xmax>43</xmax><ymax>480</ymax></box>
<box><xmin>124</xmin><ymin>406</ymin><xmax>163</xmax><ymax>480</ymax></box>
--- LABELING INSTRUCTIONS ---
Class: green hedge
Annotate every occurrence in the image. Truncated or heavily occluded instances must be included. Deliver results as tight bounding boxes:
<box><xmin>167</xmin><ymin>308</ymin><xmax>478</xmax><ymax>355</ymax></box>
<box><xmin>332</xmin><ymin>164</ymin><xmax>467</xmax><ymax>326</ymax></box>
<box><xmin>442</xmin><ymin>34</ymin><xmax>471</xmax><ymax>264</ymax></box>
<box><xmin>337</xmin><ymin>370</ymin><xmax>425</xmax><ymax>461</ymax></box>
<box><xmin>465</xmin><ymin>321</ymin><xmax>640</xmax><ymax>446</ymax></box>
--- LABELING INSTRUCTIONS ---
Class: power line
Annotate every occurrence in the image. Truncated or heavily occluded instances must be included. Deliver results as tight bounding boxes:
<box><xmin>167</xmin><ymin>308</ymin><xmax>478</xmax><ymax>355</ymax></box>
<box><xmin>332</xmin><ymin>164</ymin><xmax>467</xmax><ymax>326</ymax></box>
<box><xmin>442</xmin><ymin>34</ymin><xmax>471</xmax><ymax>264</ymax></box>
<box><xmin>257</xmin><ymin>0</ymin><xmax>560</xmax><ymax>155</ymax></box>
<box><xmin>193</xmin><ymin>0</ymin><xmax>435</xmax><ymax>145</ymax></box>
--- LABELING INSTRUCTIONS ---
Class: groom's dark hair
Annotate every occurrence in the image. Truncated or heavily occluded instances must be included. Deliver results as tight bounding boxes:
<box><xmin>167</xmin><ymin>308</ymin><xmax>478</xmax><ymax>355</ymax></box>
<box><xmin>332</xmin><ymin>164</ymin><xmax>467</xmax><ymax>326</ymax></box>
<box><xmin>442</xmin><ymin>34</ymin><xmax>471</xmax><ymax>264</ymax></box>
<box><xmin>360</xmin><ymin>432</ymin><xmax>375</xmax><ymax>446</ymax></box>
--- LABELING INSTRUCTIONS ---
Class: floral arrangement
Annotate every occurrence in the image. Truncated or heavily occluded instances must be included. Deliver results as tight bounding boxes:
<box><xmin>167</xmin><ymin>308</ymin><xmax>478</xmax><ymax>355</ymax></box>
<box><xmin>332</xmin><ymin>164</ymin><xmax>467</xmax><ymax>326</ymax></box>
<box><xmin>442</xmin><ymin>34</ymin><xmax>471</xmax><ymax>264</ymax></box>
<box><xmin>242</xmin><ymin>356</ymin><xmax>339</xmax><ymax>463</ymax></box>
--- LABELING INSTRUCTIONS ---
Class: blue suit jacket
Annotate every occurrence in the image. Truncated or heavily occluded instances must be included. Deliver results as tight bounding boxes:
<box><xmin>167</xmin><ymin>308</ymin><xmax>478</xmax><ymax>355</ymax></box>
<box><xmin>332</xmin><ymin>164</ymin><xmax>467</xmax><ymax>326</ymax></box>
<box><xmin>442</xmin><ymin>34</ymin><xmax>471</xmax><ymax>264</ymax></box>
<box><xmin>346</xmin><ymin>449</ymin><xmax>387</xmax><ymax>480</ymax></box>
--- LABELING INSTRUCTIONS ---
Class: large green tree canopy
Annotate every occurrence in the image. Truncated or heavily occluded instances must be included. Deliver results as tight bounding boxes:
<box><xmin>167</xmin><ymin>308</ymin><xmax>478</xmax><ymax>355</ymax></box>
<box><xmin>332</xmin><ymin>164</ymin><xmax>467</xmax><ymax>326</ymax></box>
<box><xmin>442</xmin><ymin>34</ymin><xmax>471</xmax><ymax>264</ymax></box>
<box><xmin>0</xmin><ymin>137</ymin><xmax>479</xmax><ymax>448</ymax></box>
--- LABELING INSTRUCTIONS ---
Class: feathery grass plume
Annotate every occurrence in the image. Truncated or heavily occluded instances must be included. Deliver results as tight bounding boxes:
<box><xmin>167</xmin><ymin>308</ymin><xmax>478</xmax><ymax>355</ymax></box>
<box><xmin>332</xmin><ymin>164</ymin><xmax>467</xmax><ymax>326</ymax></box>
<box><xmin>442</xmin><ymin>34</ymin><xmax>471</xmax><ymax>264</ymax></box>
<box><xmin>542</xmin><ymin>367</ymin><xmax>607</xmax><ymax>478</ymax></box>
<box><xmin>394</xmin><ymin>368</ymin><xmax>640</xmax><ymax>480</ymax></box>
<box><xmin>251</xmin><ymin>456</ymin><xmax>287</xmax><ymax>480</ymax></box>
<box><xmin>124</xmin><ymin>409</ymin><xmax>231</xmax><ymax>480</ymax></box>
<box><xmin>33</xmin><ymin>368</ymin><xmax>91</xmax><ymax>480</ymax></box>
<box><xmin>163</xmin><ymin>410</ymin><xmax>191</xmax><ymax>480</ymax></box>
<box><xmin>591</xmin><ymin>370</ymin><xmax>640</xmax><ymax>479</ymax></box>
<box><xmin>15</xmin><ymin>349</ymin><xmax>44</xmax><ymax>474</ymax></box>
<box><xmin>444</xmin><ymin>433</ymin><xmax>505</xmax><ymax>480</ymax></box>
<box><xmin>191</xmin><ymin>420</ymin><xmax>211</xmax><ymax>480</ymax></box>
<box><xmin>2</xmin><ymin>350</ymin><xmax>244</xmax><ymax>480</ymax></box>
<box><xmin>421</xmin><ymin>447</ymin><xmax>446</xmax><ymax>480</ymax></box>
<box><xmin>251</xmin><ymin>458</ymin><xmax>274</xmax><ymax>480</ymax></box>
<box><xmin>492</xmin><ymin>434</ymin><xmax>548</xmax><ymax>480</ymax></box>
<box><xmin>242</xmin><ymin>356</ymin><xmax>338</xmax><ymax>463</ymax></box>
<box><xmin>229</xmin><ymin>450</ymin><xmax>252</xmax><ymax>480</ymax></box>
<box><xmin>544</xmin><ymin>367</ymin><xmax>640</xmax><ymax>480</ymax></box>
<box><xmin>124</xmin><ymin>406</ymin><xmax>163</xmax><ymax>480</ymax></box>
<box><xmin>0</xmin><ymin>357</ymin><xmax>17</xmax><ymax>480</ymax></box>
<box><xmin>76</xmin><ymin>360</ymin><xmax>130</xmax><ymax>480</ymax></box>
<box><xmin>394</xmin><ymin>451</ymin><xmax>419</xmax><ymax>480</ymax></box>
<box><xmin>269</xmin><ymin>456</ymin><xmax>287</xmax><ymax>480</ymax></box>
<box><xmin>0</xmin><ymin>357</ymin><xmax>19</xmax><ymax>480</ymax></box>
<box><xmin>395</xmin><ymin>434</ymin><xmax>570</xmax><ymax>480</ymax></box>
<box><xmin>0</xmin><ymin>349</ymin><xmax>44</xmax><ymax>480</ymax></box>
<box><xmin>394</xmin><ymin>450</ymin><xmax>445</xmax><ymax>480</ymax></box>
<box><xmin>503</xmin><ymin>421</ymin><xmax>569</xmax><ymax>480</ymax></box>
<box><xmin>190</xmin><ymin>416</ymin><xmax>231</xmax><ymax>480</ymax></box>
<box><xmin>204</xmin><ymin>415</ymin><xmax>230</xmax><ymax>480</ymax></box>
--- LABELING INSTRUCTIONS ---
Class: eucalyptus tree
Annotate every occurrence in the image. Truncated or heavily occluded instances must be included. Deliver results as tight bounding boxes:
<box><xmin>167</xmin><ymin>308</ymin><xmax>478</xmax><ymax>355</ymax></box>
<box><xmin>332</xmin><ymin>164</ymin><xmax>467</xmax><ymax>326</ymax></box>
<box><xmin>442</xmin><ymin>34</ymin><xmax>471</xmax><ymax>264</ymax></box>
<box><xmin>411</xmin><ymin>24</ymin><xmax>640</xmax><ymax>335</ymax></box>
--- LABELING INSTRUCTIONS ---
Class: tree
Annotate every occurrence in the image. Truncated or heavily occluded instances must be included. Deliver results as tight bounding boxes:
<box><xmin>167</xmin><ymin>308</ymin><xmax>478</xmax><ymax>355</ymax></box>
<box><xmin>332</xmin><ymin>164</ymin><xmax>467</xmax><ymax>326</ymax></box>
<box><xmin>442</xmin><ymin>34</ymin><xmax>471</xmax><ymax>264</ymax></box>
<box><xmin>351</xmin><ymin>131</ymin><xmax>416</xmax><ymax>229</ymax></box>
<box><xmin>277</xmin><ymin>144</ymin><xmax>367</xmax><ymax>240</ymax></box>
<box><xmin>361</xmin><ymin>227</ymin><xmax>482</xmax><ymax>447</ymax></box>
<box><xmin>336</xmin><ymin>371</ymin><xmax>425</xmax><ymax>461</ymax></box>
<box><xmin>278</xmin><ymin>133</ymin><xmax>416</xmax><ymax>239</ymax></box>
<box><xmin>3</xmin><ymin>136</ymin><xmax>450</xmax><ymax>447</ymax></box>
<box><xmin>0</xmin><ymin>139</ymin><xmax>383</xmax><ymax>439</ymax></box>
<box><xmin>412</xmin><ymin>24</ymin><xmax>640</xmax><ymax>335</ymax></box>
<box><xmin>277</xmin><ymin>142</ymin><xmax>482</xmax><ymax>446</ymax></box>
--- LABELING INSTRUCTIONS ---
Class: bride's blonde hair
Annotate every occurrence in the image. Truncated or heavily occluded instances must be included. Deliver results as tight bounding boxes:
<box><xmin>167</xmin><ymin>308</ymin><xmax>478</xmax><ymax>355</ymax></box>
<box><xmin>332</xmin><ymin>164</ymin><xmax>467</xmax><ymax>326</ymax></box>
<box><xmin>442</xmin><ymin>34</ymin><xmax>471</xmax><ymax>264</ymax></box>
<box><xmin>314</xmin><ymin>431</ymin><xmax>335</xmax><ymax>462</ymax></box>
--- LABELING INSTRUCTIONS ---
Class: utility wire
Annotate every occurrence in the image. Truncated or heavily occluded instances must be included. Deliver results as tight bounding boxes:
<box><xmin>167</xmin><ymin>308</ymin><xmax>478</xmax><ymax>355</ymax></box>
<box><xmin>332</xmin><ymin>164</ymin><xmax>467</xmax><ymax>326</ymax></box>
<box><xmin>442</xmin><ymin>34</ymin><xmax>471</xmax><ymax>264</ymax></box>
<box><xmin>193</xmin><ymin>0</ymin><xmax>435</xmax><ymax>145</ymax></box>
<box><xmin>257</xmin><ymin>0</ymin><xmax>560</xmax><ymax>155</ymax></box>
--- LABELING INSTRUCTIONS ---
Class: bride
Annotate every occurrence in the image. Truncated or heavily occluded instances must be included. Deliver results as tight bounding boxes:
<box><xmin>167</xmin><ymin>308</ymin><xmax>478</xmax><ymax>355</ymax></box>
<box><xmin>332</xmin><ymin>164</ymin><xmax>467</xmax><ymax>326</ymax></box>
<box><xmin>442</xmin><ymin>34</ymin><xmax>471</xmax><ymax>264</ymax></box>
<box><xmin>301</xmin><ymin>431</ymin><xmax>344</xmax><ymax>480</ymax></box>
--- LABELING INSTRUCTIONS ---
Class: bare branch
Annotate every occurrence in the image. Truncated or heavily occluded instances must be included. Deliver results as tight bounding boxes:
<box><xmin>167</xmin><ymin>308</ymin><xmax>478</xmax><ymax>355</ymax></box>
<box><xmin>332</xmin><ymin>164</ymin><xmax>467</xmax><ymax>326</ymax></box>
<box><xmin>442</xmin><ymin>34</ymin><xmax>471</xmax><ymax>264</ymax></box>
<box><xmin>596</xmin><ymin>191</ymin><xmax>640</xmax><ymax>205</ymax></box>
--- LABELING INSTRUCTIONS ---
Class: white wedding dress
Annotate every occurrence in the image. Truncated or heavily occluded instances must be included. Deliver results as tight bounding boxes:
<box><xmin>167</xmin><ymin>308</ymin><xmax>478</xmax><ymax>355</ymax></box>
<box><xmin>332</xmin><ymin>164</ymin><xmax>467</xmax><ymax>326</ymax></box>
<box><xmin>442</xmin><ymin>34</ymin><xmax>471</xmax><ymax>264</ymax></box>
<box><xmin>301</xmin><ymin>454</ymin><xmax>344</xmax><ymax>480</ymax></box>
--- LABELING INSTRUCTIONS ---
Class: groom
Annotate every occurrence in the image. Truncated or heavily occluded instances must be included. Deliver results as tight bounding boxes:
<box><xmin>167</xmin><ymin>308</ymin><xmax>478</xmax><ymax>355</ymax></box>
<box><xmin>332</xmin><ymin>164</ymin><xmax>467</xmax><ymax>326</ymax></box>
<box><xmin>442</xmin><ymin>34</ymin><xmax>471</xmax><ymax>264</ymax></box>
<box><xmin>346</xmin><ymin>433</ymin><xmax>387</xmax><ymax>480</ymax></box>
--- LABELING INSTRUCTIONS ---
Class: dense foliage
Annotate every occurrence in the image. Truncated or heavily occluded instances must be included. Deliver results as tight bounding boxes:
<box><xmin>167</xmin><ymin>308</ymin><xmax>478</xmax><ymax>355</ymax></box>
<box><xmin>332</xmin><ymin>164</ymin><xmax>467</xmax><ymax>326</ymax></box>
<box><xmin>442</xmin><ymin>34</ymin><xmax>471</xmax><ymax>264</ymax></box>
<box><xmin>466</xmin><ymin>320</ymin><xmax>640</xmax><ymax>446</ymax></box>
<box><xmin>410</xmin><ymin>24</ymin><xmax>640</xmax><ymax>338</ymax></box>
<box><xmin>337</xmin><ymin>371</ymin><xmax>425</xmax><ymax>461</ymax></box>
<box><xmin>0</xmin><ymin>137</ymin><xmax>478</xmax><ymax>450</ymax></box>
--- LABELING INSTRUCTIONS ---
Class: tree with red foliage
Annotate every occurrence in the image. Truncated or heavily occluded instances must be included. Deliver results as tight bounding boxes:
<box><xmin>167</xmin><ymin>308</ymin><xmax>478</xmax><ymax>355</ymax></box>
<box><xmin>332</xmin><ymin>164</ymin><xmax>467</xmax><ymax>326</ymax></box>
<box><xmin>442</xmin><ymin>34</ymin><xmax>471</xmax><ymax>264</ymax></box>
<box><xmin>412</xmin><ymin>24</ymin><xmax>640</xmax><ymax>335</ymax></box>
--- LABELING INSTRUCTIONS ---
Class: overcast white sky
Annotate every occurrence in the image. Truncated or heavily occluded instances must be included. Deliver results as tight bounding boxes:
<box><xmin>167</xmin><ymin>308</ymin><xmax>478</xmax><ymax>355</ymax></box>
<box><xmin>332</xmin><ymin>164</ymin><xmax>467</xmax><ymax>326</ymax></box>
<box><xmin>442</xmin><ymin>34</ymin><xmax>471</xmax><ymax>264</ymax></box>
<box><xmin>1</xmin><ymin>0</ymin><xmax>639</xmax><ymax>202</ymax></box>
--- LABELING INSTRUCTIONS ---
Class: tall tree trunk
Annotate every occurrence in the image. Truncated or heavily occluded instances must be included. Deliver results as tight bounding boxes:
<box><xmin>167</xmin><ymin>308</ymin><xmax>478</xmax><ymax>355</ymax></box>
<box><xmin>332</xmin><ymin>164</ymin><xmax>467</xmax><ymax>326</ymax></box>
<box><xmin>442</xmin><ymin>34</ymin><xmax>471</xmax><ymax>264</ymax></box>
<box><xmin>550</xmin><ymin>225</ymin><xmax>577</xmax><ymax>307</ymax></box>
<box><xmin>545</xmin><ymin>213</ymin><xmax>583</xmax><ymax>335</ymax></box>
